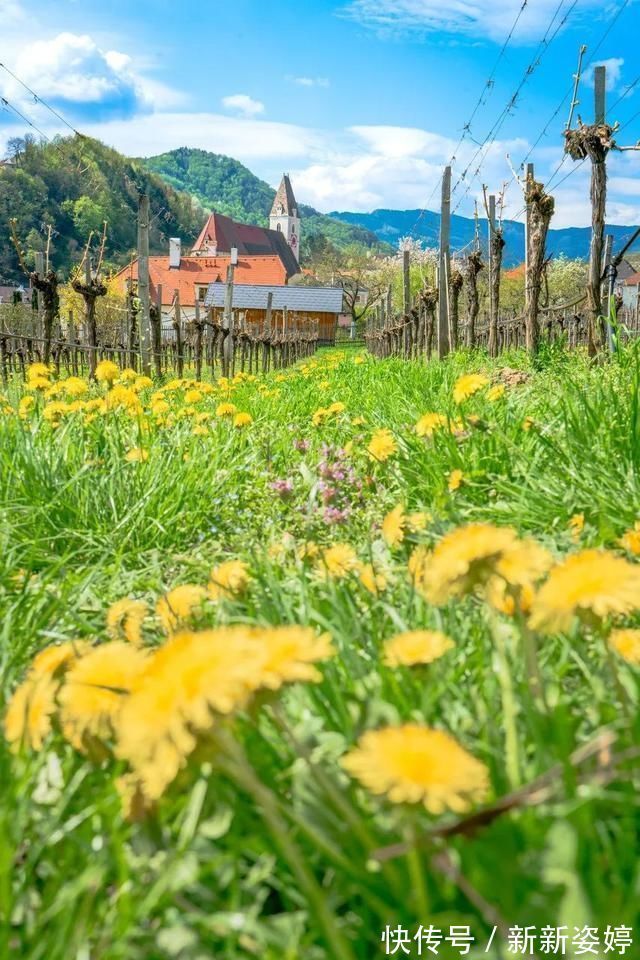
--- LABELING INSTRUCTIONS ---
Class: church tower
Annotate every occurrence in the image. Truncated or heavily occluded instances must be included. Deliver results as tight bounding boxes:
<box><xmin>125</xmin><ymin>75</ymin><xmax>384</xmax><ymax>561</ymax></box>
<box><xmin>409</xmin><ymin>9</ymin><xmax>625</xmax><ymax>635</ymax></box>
<box><xmin>269</xmin><ymin>174</ymin><xmax>301</xmax><ymax>263</ymax></box>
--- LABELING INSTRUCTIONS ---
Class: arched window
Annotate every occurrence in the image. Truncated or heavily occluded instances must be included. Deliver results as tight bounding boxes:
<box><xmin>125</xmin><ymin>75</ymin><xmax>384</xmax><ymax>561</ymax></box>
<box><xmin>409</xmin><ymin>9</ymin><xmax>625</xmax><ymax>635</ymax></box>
<box><xmin>276</xmin><ymin>223</ymin><xmax>282</xmax><ymax>232</ymax></box>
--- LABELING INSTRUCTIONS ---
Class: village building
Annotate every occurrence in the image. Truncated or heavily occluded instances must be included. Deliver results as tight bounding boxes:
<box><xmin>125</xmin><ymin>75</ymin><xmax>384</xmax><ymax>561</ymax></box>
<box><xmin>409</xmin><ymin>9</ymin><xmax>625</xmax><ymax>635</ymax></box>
<box><xmin>0</xmin><ymin>284</ymin><xmax>32</xmax><ymax>305</ymax></box>
<box><xmin>112</xmin><ymin>174</ymin><xmax>303</xmax><ymax>324</ymax></box>
<box><xmin>204</xmin><ymin>283</ymin><xmax>344</xmax><ymax>346</ymax></box>
<box><xmin>622</xmin><ymin>269</ymin><xmax>640</xmax><ymax>313</ymax></box>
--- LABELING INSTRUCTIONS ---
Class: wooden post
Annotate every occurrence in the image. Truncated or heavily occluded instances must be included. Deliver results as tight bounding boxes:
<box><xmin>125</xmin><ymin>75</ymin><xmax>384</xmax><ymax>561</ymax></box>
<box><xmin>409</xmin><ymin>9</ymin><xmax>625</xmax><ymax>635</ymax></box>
<box><xmin>137</xmin><ymin>194</ymin><xmax>152</xmax><ymax>376</ymax></box>
<box><xmin>34</xmin><ymin>252</ymin><xmax>44</xmax><ymax>340</ymax></box>
<box><xmin>222</xmin><ymin>264</ymin><xmax>235</xmax><ymax>377</ymax></box>
<box><xmin>602</xmin><ymin>234</ymin><xmax>615</xmax><ymax>352</ymax></box>
<box><xmin>263</xmin><ymin>290</ymin><xmax>273</xmax><ymax>373</ymax></box>
<box><xmin>152</xmin><ymin>283</ymin><xmax>163</xmax><ymax>378</ymax></box>
<box><xmin>485</xmin><ymin>191</ymin><xmax>506</xmax><ymax>357</ymax></box>
<box><xmin>173</xmin><ymin>289</ymin><xmax>183</xmax><ymax>377</ymax></box>
<box><xmin>438</xmin><ymin>165</ymin><xmax>451</xmax><ymax>359</ymax></box>
<box><xmin>194</xmin><ymin>297</ymin><xmax>204</xmax><ymax>381</ymax></box>
<box><xmin>524</xmin><ymin>162</ymin><xmax>534</xmax><ymax>306</ymax></box>
<box><xmin>524</xmin><ymin>176</ymin><xmax>555</xmax><ymax>354</ymax></box>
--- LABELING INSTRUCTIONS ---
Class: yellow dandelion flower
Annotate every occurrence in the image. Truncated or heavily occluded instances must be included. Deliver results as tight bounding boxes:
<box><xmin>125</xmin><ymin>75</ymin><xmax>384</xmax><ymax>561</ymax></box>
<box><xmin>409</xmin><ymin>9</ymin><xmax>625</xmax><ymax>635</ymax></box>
<box><xmin>59</xmin><ymin>376</ymin><xmax>88</xmax><ymax>397</ymax></box>
<box><xmin>125</xmin><ymin>447</ymin><xmax>149</xmax><ymax>463</ymax></box>
<box><xmin>415</xmin><ymin>412</ymin><xmax>448</xmax><ymax>437</ymax></box>
<box><xmin>618</xmin><ymin>521</ymin><xmax>640</xmax><ymax>556</ymax></box>
<box><xmin>342</xmin><ymin>725</ymin><xmax>489</xmax><ymax>814</ymax></box>
<box><xmin>106</xmin><ymin>598</ymin><xmax>148</xmax><ymax>645</ymax></box>
<box><xmin>448</xmin><ymin>469</ymin><xmax>464</xmax><ymax>492</ymax></box>
<box><xmin>407</xmin><ymin>511</ymin><xmax>430</xmax><ymax>532</ymax></box>
<box><xmin>208</xmin><ymin>560</ymin><xmax>250</xmax><ymax>601</ymax></box>
<box><xmin>95</xmin><ymin>359</ymin><xmax>120</xmax><ymax>384</ymax></box>
<box><xmin>115</xmin><ymin>628</ymin><xmax>263</xmax><ymax>800</ymax></box>
<box><xmin>253</xmin><ymin>626</ymin><xmax>335</xmax><ymax>689</ymax></box>
<box><xmin>216</xmin><ymin>402</ymin><xmax>237</xmax><ymax>417</ymax></box>
<box><xmin>529</xmin><ymin>549</ymin><xmax>640</xmax><ymax>633</ymax></box>
<box><xmin>118</xmin><ymin>368</ymin><xmax>138</xmax><ymax>383</ymax></box>
<box><xmin>522</xmin><ymin>416</ymin><xmax>535</xmax><ymax>432</ymax></box>
<box><xmin>485</xmin><ymin>578</ymin><xmax>535</xmax><ymax>616</ymax></box>
<box><xmin>352</xmin><ymin>415</ymin><xmax>366</xmax><ymax>426</ymax></box>
<box><xmin>133</xmin><ymin>376</ymin><xmax>153</xmax><ymax>391</ymax></box>
<box><xmin>609</xmin><ymin>629</ymin><xmax>640</xmax><ymax>665</ymax></box>
<box><xmin>319</xmin><ymin>543</ymin><xmax>359</xmax><ymax>578</ymax></box>
<box><xmin>18</xmin><ymin>396</ymin><xmax>35</xmax><ymax>419</ymax></box>
<box><xmin>27</xmin><ymin>375</ymin><xmax>51</xmax><ymax>392</ymax></box>
<box><xmin>4</xmin><ymin>641</ymin><xmax>87</xmax><ymax>750</ymax></box>
<box><xmin>383</xmin><ymin>630</ymin><xmax>454</xmax><ymax>667</ymax></box>
<box><xmin>233</xmin><ymin>412</ymin><xmax>253</xmax><ymax>428</ymax></box>
<box><xmin>367</xmin><ymin>428</ymin><xmax>397</xmax><ymax>462</ymax></box>
<box><xmin>296</xmin><ymin>540</ymin><xmax>320</xmax><ymax>562</ymax></box>
<box><xmin>107</xmin><ymin>385</ymin><xmax>142</xmax><ymax>414</ymax></box>
<box><xmin>410</xmin><ymin>523</ymin><xmax>521</xmax><ymax>604</ymax></box>
<box><xmin>487</xmin><ymin>384</ymin><xmax>506</xmax><ymax>401</ymax></box>
<box><xmin>453</xmin><ymin>373</ymin><xmax>489</xmax><ymax>404</ymax></box>
<box><xmin>185</xmin><ymin>389</ymin><xmax>203</xmax><ymax>404</ymax></box>
<box><xmin>58</xmin><ymin>642</ymin><xmax>148</xmax><ymax>751</ymax></box>
<box><xmin>568</xmin><ymin>513</ymin><xmax>584</xmax><ymax>541</ymax></box>
<box><xmin>26</xmin><ymin>362</ymin><xmax>50</xmax><ymax>382</ymax></box>
<box><xmin>4</xmin><ymin>674</ymin><xmax>59</xmax><ymax>751</ymax></box>
<box><xmin>157</xmin><ymin>584</ymin><xmax>207</xmax><ymax>633</ymax></box>
<box><xmin>358</xmin><ymin>563</ymin><xmax>387</xmax><ymax>595</ymax></box>
<box><xmin>382</xmin><ymin>504</ymin><xmax>406</xmax><ymax>548</ymax></box>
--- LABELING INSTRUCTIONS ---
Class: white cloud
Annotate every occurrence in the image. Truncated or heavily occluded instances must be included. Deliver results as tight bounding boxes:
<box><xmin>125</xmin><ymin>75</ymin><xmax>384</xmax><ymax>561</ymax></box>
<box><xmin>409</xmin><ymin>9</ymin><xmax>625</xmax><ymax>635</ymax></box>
<box><xmin>340</xmin><ymin>0</ymin><xmax>604</xmax><ymax>44</ymax></box>
<box><xmin>1</xmin><ymin>81</ymin><xmax>639</xmax><ymax>231</ymax></box>
<box><xmin>2</xmin><ymin>32</ymin><xmax>185</xmax><ymax>121</ymax></box>
<box><xmin>289</xmin><ymin>76</ymin><xmax>330</xmax><ymax>88</ymax></box>
<box><xmin>584</xmin><ymin>58</ymin><xmax>625</xmax><ymax>92</ymax></box>
<box><xmin>221</xmin><ymin>94</ymin><xmax>265</xmax><ymax>118</ymax></box>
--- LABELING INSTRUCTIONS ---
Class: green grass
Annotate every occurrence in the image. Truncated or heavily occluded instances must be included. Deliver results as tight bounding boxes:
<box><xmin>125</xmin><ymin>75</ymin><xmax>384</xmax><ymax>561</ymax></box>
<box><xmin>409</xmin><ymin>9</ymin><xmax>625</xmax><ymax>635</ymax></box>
<box><xmin>1</xmin><ymin>346</ymin><xmax>639</xmax><ymax>959</ymax></box>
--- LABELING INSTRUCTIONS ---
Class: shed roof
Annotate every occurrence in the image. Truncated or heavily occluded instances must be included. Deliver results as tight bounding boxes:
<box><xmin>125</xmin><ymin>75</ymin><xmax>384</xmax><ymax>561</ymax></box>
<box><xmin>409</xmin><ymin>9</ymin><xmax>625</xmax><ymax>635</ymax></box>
<box><xmin>204</xmin><ymin>283</ymin><xmax>344</xmax><ymax>313</ymax></box>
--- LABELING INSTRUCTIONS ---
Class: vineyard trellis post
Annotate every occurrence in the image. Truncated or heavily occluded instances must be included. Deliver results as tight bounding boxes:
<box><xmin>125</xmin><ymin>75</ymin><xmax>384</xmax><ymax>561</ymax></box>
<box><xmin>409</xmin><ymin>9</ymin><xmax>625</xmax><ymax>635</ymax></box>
<box><xmin>263</xmin><ymin>291</ymin><xmax>273</xmax><ymax>373</ymax></box>
<box><xmin>222</xmin><ymin>262</ymin><xmax>235</xmax><ymax>378</ymax></box>
<box><xmin>438</xmin><ymin>165</ymin><xmax>452</xmax><ymax>359</ymax></box>
<box><xmin>524</xmin><ymin>176</ymin><xmax>555</xmax><ymax>354</ymax></box>
<box><xmin>524</xmin><ymin>163</ymin><xmax>534</xmax><ymax>314</ymax></box>
<box><xmin>151</xmin><ymin>283</ymin><xmax>163</xmax><ymax>378</ymax></box>
<box><xmin>173</xmin><ymin>289</ymin><xmax>183</xmax><ymax>378</ymax></box>
<box><xmin>484</xmin><ymin>190</ymin><xmax>505</xmax><ymax>358</ymax></box>
<box><xmin>137</xmin><ymin>193</ymin><xmax>152</xmax><ymax>376</ymax></box>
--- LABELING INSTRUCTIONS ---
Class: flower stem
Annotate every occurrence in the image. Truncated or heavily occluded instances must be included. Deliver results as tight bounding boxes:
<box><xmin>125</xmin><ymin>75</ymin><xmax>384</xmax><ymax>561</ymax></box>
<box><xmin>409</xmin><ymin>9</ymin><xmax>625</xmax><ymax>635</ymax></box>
<box><xmin>216</xmin><ymin>731</ymin><xmax>356</xmax><ymax>960</ymax></box>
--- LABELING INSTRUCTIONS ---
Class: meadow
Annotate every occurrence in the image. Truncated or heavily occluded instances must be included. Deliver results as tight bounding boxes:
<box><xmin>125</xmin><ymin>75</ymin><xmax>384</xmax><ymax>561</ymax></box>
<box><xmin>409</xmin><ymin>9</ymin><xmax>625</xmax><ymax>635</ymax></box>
<box><xmin>1</xmin><ymin>344</ymin><xmax>639</xmax><ymax>960</ymax></box>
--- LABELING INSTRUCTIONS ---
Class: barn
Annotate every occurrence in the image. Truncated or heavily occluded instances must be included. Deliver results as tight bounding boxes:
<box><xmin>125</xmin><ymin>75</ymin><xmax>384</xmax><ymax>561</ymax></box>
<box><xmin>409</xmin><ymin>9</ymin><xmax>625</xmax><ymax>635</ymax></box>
<box><xmin>204</xmin><ymin>284</ymin><xmax>344</xmax><ymax>346</ymax></box>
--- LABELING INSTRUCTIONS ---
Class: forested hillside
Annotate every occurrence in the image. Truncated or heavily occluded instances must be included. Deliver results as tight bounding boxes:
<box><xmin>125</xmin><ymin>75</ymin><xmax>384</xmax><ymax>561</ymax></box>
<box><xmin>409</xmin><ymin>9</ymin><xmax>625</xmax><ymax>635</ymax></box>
<box><xmin>0</xmin><ymin>135</ymin><xmax>203</xmax><ymax>283</ymax></box>
<box><xmin>141</xmin><ymin>148</ymin><xmax>381</xmax><ymax>259</ymax></box>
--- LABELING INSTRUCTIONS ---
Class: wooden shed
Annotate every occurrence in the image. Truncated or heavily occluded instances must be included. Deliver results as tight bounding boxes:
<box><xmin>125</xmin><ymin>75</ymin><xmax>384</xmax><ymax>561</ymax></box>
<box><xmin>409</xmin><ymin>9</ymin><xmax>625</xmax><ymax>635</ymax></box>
<box><xmin>204</xmin><ymin>283</ymin><xmax>344</xmax><ymax>345</ymax></box>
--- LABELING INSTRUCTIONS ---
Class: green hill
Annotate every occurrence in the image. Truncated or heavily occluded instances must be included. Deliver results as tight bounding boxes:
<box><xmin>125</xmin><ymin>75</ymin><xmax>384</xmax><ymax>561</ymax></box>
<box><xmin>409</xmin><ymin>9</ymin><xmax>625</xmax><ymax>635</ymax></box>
<box><xmin>0</xmin><ymin>134</ymin><xmax>203</xmax><ymax>284</ymax></box>
<box><xmin>140</xmin><ymin>147</ymin><xmax>381</xmax><ymax>259</ymax></box>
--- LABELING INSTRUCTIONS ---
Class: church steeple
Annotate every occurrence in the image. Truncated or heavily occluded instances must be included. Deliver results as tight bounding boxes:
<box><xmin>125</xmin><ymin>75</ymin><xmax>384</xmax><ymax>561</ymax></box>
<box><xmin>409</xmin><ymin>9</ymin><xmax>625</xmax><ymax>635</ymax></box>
<box><xmin>270</xmin><ymin>174</ymin><xmax>301</xmax><ymax>263</ymax></box>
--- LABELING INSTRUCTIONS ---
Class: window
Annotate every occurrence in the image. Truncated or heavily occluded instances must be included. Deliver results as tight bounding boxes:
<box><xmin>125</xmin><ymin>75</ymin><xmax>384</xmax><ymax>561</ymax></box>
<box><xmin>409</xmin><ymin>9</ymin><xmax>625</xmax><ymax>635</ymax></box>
<box><xmin>276</xmin><ymin>223</ymin><xmax>282</xmax><ymax>232</ymax></box>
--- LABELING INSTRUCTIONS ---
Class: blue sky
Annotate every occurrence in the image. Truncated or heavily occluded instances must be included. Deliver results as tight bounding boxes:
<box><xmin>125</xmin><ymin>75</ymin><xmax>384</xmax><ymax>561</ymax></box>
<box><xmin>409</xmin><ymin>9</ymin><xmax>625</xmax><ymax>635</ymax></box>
<box><xmin>1</xmin><ymin>0</ymin><xmax>640</xmax><ymax>228</ymax></box>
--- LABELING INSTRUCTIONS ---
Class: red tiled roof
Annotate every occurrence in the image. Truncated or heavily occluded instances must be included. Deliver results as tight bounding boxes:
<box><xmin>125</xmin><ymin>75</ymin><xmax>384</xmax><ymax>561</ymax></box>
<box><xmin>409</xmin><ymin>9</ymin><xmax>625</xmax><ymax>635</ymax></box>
<box><xmin>112</xmin><ymin>255</ymin><xmax>289</xmax><ymax>307</ymax></box>
<box><xmin>192</xmin><ymin>212</ymin><xmax>299</xmax><ymax>278</ymax></box>
<box><xmin>623</xmin><ymin>271</ymin><xmax>640</xmax><ymax>286</ymax></box>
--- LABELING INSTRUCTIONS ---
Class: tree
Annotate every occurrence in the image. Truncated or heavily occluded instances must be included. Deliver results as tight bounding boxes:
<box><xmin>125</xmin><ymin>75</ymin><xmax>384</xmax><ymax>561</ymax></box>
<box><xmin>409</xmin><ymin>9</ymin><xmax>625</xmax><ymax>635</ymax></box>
<box><xmin>306</xmin><ymin>243</ymin><xmax>387</xmax><ymax>326</ymax></box>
